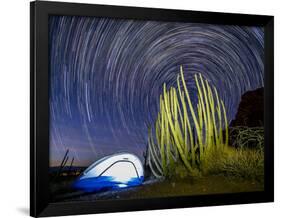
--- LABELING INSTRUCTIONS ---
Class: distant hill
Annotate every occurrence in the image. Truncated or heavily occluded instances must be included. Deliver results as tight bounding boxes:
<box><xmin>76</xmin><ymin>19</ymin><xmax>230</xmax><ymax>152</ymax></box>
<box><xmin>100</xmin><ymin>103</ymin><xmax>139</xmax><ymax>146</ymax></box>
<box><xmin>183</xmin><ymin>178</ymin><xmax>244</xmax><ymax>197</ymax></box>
<box><xmin>230</xmin><ymin>87</ymin><xmax>264</xmax><ymax>127</ymax></box>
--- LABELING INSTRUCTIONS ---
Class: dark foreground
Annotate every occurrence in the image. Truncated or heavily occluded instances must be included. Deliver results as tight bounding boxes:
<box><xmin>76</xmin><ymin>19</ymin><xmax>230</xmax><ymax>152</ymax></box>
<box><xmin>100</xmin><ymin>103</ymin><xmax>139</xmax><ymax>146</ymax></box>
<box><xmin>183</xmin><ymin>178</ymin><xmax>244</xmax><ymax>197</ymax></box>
<box><xmin>50</xmin><ymin>174</ymin><xmax>263</xmax><ymax>202</ymax></box>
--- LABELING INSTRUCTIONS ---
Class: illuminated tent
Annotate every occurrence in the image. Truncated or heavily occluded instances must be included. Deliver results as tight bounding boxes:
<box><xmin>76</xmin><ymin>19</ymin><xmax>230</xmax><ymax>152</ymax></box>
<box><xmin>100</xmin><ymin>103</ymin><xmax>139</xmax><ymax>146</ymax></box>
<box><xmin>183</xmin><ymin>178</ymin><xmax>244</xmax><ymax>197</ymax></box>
<box><xmin>73</xmin><ymin>153</ymin><xmax>144</xmax><ymax>192</ymax></box>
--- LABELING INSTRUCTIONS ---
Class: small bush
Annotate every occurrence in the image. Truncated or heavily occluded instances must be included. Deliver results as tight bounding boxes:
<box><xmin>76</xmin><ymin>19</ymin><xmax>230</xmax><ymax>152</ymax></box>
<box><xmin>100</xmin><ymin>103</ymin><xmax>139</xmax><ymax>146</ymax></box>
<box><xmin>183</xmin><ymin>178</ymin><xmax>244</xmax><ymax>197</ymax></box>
<box><xmin>202</xmin><ymin>146</ymin><xmax>264</xmax><ymax>182</ymax></box>
<box><xmin>221</xmin><ymin>147</ymin><xmax>264</xmax><ymax>181</ymax></box>
<box><xmin>200</xmin><ymin>146</ymin><xmax>230</xmax><ymax>175</ymax></box>
<box><xmin>229</xmin><ymin>126</ymin><xmax>264</xmax><ymax>149</ymax></box>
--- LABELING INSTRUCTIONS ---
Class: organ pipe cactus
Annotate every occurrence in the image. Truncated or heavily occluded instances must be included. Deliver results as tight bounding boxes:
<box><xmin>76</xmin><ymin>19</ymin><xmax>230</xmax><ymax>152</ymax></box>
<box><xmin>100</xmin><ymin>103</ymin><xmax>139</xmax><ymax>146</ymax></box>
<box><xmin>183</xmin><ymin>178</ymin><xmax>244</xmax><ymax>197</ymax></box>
<box><xmin>148</xmin><ymin>66</ymin><xmax>228</xmax><ymax>178</ymax></box>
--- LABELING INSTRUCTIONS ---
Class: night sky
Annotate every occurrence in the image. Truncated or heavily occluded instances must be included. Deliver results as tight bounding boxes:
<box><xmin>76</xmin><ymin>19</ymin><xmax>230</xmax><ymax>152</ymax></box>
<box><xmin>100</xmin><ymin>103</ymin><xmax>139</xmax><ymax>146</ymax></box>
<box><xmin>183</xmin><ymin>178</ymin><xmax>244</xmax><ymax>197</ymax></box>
<box><xmin>49</xmin><ymin>16</ymin><xmax>264</xmax><ymax>167</ymax></box>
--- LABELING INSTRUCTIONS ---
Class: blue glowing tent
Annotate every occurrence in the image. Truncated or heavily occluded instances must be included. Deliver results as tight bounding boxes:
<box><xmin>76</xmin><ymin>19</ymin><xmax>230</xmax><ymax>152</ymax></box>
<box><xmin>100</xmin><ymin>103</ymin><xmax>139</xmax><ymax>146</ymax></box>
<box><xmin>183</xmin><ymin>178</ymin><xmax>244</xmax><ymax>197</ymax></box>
<box><xmin>73</xmin><ymin>153</ymin><xmax>144</xmax><ymax>192</ymax></box>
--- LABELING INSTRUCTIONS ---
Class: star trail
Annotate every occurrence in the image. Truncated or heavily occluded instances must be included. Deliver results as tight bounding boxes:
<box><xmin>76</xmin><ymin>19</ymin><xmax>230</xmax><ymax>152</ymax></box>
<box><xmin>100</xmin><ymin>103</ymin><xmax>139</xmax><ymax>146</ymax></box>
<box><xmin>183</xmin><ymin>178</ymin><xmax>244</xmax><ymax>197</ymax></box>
<box><xmin>49</xmin><ymin>15</ymin><xmax>264</xmax><ymax>167</ymax></box>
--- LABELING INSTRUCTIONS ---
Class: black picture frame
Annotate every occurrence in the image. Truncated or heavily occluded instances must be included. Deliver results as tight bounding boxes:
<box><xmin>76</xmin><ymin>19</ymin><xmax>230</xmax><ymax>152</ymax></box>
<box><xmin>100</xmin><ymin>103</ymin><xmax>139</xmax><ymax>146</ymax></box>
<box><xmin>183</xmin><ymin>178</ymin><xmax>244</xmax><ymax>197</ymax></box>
<box><xmin>30</xmin><ymin>1</ymin><xmax>274</xmax><ymax>217</ymax></box>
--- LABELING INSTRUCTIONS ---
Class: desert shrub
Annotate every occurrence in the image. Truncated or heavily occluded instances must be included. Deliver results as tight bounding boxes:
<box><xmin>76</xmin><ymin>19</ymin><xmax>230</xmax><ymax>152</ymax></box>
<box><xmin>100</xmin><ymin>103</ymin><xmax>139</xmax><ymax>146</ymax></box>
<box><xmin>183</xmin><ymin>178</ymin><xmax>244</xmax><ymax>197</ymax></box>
<box><xmin>202</xmin><ymin>146</ymin><xmax>264</xmax><ymax>181</ymax></box>
<box><xmin>221</xmin><ymin>147</ymin><xmax>264</xmax><ymax>181</ymax></box>
<box><xmin>229</xmin><ymin>126</ymin><xmax>264</xmax><ymax>149</ymax></box>
<box><xmin>200</xmin><ymin>146</ymin><xmax>230</xmax><ymax>175</ymax></box>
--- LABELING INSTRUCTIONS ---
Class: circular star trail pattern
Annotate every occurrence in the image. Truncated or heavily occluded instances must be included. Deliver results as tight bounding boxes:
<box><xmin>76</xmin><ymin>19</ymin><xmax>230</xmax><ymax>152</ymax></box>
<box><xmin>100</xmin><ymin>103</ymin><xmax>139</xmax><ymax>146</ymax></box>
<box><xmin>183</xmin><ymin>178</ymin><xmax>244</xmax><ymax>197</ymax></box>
<box><xmin>49</xmin><ymin>16</ymin><xmax>264</xmax><ymax>166</ymax></box>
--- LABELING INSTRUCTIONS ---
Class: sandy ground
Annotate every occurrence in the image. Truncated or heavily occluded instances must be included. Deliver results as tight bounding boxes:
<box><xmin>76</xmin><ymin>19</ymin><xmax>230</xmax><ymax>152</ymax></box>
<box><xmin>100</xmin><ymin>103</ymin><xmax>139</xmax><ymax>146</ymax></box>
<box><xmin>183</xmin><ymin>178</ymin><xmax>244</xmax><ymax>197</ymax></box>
<box><xmin>51</xmin><ymin>175</ymin><xmax>263</xmax><ymax>202</ymax></box>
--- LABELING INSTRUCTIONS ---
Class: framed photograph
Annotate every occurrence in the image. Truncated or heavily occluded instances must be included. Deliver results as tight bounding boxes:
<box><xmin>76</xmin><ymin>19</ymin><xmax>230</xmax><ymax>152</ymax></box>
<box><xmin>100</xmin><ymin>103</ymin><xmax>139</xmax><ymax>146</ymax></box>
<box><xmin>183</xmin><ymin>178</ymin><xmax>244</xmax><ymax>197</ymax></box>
<box><xmin>30</xmin><ymin>1</ymin><xmax>274</xmax><ymax>217</ymax></box>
